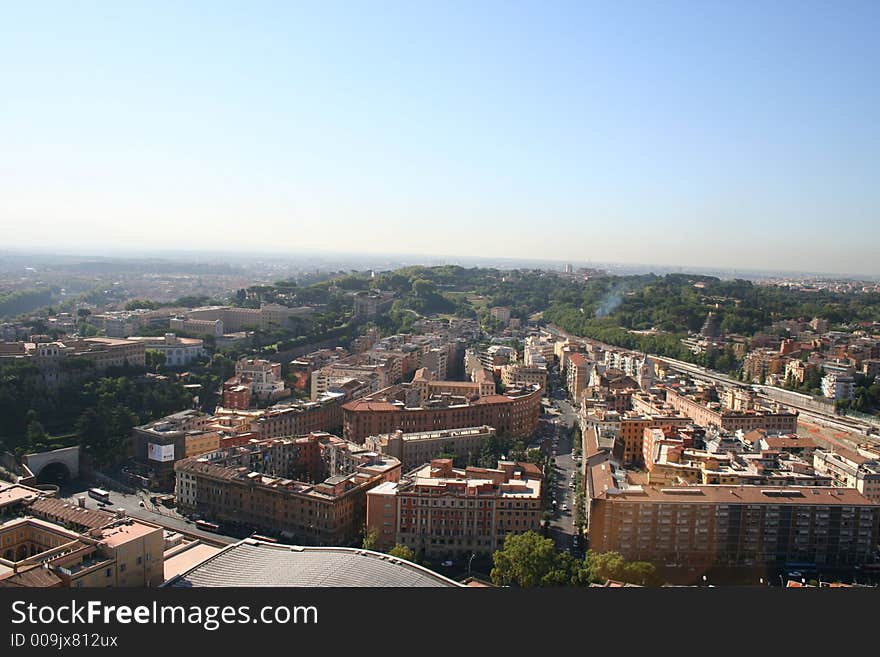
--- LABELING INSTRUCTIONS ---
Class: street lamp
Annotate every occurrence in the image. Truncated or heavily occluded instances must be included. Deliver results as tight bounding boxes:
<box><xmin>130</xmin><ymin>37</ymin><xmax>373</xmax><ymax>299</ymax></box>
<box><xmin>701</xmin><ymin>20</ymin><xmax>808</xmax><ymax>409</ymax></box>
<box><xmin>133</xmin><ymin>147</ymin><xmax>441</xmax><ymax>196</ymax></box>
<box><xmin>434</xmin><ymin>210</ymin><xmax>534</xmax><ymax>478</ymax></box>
<box><xmin>468</xmin><ymin>552</ymin><xmax>476</xmax><ymax>577</ymax></box>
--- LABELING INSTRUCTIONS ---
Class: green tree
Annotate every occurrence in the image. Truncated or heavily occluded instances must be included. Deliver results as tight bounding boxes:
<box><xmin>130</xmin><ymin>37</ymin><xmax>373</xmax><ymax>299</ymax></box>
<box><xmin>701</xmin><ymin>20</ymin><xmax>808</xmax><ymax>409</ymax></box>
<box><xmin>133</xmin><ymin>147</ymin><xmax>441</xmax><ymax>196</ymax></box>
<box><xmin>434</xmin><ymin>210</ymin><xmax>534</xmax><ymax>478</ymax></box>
<box><xmin>412</xmin><ymin>279</ymin><xmax>437</xmax><ymax>297</ymax></box>
<box><xmin>26</xmin><ymin>418</ymin><xmax>49</xmax><ymax>447</ymax></box>
<box><xmin>124</xmin><ymin>299</ymin><xmax>159</xmax><ymax>311</ymax></box>
<box><xmin>75</xmin><ymin>408</ymin><xmax>109</xmax><ymax>462</ymax></box>
<box><xmin>387</xmin><ymin>544</ymin><xmax>415</xmax><ymax>562</ymax></box>
<box><xmin>585</xmin><ymin>550</ymin><xmax>627</xmax><ymax>582</ymax></box>
<box><xmin>585</xmin><ymin>550</ymin><xmax>662</xmax><ymax>586</ymax></box>
<box><xmin>622</xmin><ymin>561</ymin><xmax>663</xmax><ymax>587</ymax></box>
<box><xmin>479</xmin><ymin>434</ymin><xmax>502</xmax><ymax>468</ymax></box>
<box><xmin>525</xmin><ymin>448</ymin><xmax>544</xmax><ymax>464</ymax></box>
<box><xmin>361</xmin><ymin>527</ymin><xmax>379</xmax><ymax>550</ymax></box>
<box><xmin>508</xmin><ymin>440</ymin><xmax>527</xmax><ymax>462</ymax></box>
<box><xmin>145</xmin><ymin>351</ymin><xmax>167</xmax><ymax>372</ymax></box>
<box><xmin>491</xmin><ymin>531</ymin><xmax>564</xmax><ymax>587</ymax></box>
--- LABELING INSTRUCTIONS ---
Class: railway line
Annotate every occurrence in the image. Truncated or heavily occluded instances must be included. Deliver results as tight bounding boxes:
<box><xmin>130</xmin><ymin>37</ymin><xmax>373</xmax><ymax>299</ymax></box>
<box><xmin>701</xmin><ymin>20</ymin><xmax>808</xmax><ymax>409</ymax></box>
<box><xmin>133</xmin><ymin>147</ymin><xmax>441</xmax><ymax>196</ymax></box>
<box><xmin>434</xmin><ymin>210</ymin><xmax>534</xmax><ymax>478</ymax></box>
<box><xmin>543</xmin><ymin>324</ymin><xmax>880</xmax><ymax>443</ymax></box>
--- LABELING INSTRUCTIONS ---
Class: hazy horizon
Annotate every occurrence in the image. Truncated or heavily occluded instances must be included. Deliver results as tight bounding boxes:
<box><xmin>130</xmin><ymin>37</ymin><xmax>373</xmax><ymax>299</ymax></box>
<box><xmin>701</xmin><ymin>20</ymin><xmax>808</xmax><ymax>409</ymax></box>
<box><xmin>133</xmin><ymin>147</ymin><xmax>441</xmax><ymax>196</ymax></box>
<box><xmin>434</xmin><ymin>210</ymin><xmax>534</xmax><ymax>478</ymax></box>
<box><xmin>2</xmin><ymin>2</ymin><xmax>879</xmax><ymax>274</ymax></box>
<box><xmin>2</xmin><ymin>244</ymin><xmax>878</xmax><ymax>282</ymax></box>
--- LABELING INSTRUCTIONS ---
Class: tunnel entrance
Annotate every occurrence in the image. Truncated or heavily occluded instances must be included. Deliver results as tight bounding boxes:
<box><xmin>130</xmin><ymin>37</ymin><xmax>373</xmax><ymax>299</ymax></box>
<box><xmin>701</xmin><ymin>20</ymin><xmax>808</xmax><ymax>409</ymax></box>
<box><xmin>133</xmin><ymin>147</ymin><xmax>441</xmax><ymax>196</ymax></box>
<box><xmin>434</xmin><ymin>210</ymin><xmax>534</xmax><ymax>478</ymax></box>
<box><xmin>36</xmin><ymin>461</ymin><xmax>71</xmax><ymax>486</ymax></box>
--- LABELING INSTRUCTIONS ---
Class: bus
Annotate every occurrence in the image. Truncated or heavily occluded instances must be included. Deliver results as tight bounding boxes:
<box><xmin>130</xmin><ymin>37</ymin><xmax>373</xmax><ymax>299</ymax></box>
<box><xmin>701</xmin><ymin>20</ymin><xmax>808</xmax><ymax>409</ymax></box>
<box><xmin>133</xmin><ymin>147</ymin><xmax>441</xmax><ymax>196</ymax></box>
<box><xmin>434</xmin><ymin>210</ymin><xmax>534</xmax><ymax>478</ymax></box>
<box><xmin>195</xmin><ymin>519</ymin><xmax>221</xmax><ymax>533</ymax></box>
<box><xmin>249</xmin><ymin>533</ymin><xmax>279</xmax><ymax>543</ymax></box>
<box><xmin>88</xmin><ymin>488</ymin><xmax>111</xmax><ymax>504</ymax></box>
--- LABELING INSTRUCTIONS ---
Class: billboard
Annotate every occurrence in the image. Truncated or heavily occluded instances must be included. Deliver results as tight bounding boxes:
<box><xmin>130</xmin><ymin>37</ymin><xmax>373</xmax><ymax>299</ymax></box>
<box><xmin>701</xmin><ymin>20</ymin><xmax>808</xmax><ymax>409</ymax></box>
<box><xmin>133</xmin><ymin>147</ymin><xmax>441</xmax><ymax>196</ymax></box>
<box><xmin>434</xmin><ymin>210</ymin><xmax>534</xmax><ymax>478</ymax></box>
<box><xmin>148</xmin><ymin>442</ymin><xmax>175</xmax><ymax>462</ymax></box>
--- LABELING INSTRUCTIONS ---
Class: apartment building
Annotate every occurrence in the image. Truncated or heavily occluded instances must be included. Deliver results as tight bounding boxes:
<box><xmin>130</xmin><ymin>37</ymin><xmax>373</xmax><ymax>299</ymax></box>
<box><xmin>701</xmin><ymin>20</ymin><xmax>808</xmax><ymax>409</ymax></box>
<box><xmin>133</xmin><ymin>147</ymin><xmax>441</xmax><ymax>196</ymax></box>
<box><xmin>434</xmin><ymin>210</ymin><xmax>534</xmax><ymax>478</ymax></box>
<box><xmin>643</xmin><ymin>428</ymin><xmax>830</xmax><ymax>488</ymax></box>
<box><xmin>222</xmin><ymin>383</ymin><xmax>252</xmax><ymax>410</ymax></box>
<box><xmin>249</xmin><ymin>396</ymin><xmax>344</xmax><ymax>437</ymax></box>
<box><xmin>365</xmin><ymin>426</ymin><xmax>496</xmax><ymax>471</ymax></box>
<box><xmin>409</xmin><ymin>367</ymin><xmax>496</xmax><ymax>402</ymax></box>
<box><xmin>221</xmin><ymin>358</ymin><xmax>290</xmax><ymax>409</ymax></box>
<box><xmin>131</xmin><ymin>410</ymin><xmax>218</xmax><ymax>488</ymax></box>
<box><xmin>665</xmin><ymin>388</ymin><xmax>798</xmax><ymax>433</ymax></box>
<box><xmin>234</xmin><ymin>358</ymin><xmax>286</xmax><ymax>397</ymax></box>
<box><xmin>822</xmin><ymin>371</ymin><xmax>856</xmax><ymax>400</ymax></box>
<box><xmin>490</xmin><ymin>306</ymin><xmax>511</xmax><ymax>324</ymax></box>
<box><xmin>743</xmin><ymin>348</ymin><xmax>786</xmax><ymax>383</ymax></box>
<box><xmin>310</xmin><ymin>363</ymin><xmax>386</xmax><ymax>401</ymax></box>
<box><xmin>343</xmin><ymin>384</ymin><xmax>542</xmax><ymax>444</ymax></box>
<box><xmin>366</xmin><ymin>458</ymin><xmax>542</xmax><ymax>556</ymax></box>
<box><xmin>587</xmin><ymin>477</ymin><xmax>880</xmax><ymax>570</ymax></box>
<box><xmin>501</xmin><ymin>363</ymin><xmax>547</xmax><ymax>391</ymax></box>
<box><xmin>474</xmin><ymin>345</ymin><xmax>515</xmax><ymax>372</ymax></box>
<box><xmin>524</xmin><ymin>335</ymin><xmax>556</xmax><ymax>366</ymax></box>
<box><xmin>600</xmin><ymin>412</ymin><xmax>693</xmax><ymax>466</ymax></box>
<box><xmin>603</xmin><ymin>350</ymin><xmax>645</xmax><ymax>378</ymax></box>
<box><xmin>785</xmin><ymin>359</ymin><xmax>814</xmax><ymax>386</ymax></box>
<box><xmin>813</xmin><ymin>449</ymin><xmax>880</xmax><ymax>503</ymax></box>
<box><xmin>566</xmin><ymin>353</ymin><xmax>590</xmax><ymax>403</ymax></box>
<box><xmin>174</xmin><ymin>433</ymin><xmax>401</xmax><ymax>545</ymax></box>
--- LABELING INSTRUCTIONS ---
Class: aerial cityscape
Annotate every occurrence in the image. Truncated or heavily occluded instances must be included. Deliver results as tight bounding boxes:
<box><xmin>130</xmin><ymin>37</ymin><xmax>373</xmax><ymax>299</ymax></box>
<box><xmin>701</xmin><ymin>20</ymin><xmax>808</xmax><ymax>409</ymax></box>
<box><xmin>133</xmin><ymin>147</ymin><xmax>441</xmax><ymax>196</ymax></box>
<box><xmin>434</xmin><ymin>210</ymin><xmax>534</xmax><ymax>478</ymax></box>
<box><xmin>1</xmin><ymin>1</ymin><xmax>879</xmax><ymax>595</ymax></box>
<box><xmin>1</xmin><ymin>256</ymin><xmax>879</xmax><ymax>588</ymax></box>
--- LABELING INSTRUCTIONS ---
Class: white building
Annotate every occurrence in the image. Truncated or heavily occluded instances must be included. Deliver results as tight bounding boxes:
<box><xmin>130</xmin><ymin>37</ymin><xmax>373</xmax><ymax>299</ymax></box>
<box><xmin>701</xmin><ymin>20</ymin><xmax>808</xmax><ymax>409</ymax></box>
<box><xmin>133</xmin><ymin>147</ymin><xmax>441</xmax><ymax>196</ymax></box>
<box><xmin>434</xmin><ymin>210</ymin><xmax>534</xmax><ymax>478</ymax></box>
<box><xmin>235</xmin><ymin>358</ymin><xmax>286</xmax><ymax>397</ymax></box>
<box><xmin>127</xmin><ymin>333</ymin><xmax>206</xmax><ymax>367</ymax></box>
<box><xmin>822</xmin><ymin>371</ymin><xmax>855</xmax><ymax>400</ymax></box>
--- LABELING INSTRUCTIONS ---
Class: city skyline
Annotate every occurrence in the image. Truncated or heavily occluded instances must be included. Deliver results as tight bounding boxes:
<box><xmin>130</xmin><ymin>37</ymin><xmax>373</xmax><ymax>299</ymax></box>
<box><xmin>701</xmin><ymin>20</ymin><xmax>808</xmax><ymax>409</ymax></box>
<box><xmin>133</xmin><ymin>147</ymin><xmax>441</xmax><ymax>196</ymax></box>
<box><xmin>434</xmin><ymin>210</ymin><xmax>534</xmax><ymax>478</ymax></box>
<box><xmin>2</xmin><ymin>243</ymin><xmax>879</xmax><ymax>282</ymax></box>
<box><xmin>2</xmin><ymin>1</ymin><xmax>879</xmax><ymax>274</ymax></box>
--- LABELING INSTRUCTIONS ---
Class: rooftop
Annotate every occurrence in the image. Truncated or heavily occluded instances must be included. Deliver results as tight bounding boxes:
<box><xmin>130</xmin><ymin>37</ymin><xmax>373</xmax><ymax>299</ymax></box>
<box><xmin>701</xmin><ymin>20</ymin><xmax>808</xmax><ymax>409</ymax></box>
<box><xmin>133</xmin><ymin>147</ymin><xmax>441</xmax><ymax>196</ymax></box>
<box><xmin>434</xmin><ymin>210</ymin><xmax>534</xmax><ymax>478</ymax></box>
<box><xmin>0</xmin><ymin>483</ymin><xmax>41</xmax><ymax>509</ymax></box>
<box><xmin>99</xmin><ymin>519</ymin><xmax>162</xmax><ymax>548</ymax></box>
<box><xmin>600</xmin><ymin>484</ymin><xmax>879</xmax><ymax>505</ymax></box>
<box><xmin>28</xmin><ymin>497</ymin><xmax>114</xmax><ymax>529</ymax></box>
<box><xmin>165</xmin><ymin>539</ymin><xmax>461</xmax><ymax>587</ymax></box>
<box><xmin>0</xmin><ymin>566</ymin><xmax>64</xmax><ymax>588</ymax></box>
<box><xmin>163</xmin><ymin>542</ymin><xmax>223</xmax><ymax>582</ymax></box>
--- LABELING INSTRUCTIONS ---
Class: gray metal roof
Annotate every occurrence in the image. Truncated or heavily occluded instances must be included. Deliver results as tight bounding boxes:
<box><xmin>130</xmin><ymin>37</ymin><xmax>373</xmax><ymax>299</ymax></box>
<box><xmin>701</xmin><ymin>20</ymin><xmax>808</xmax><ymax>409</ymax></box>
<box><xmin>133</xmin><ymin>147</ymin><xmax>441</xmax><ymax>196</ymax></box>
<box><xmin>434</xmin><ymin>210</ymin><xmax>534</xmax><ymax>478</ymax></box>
<box><xmin>165</xmin><ymin>539</ymin><xmax>461</xmax><ymax>588</ymax></box>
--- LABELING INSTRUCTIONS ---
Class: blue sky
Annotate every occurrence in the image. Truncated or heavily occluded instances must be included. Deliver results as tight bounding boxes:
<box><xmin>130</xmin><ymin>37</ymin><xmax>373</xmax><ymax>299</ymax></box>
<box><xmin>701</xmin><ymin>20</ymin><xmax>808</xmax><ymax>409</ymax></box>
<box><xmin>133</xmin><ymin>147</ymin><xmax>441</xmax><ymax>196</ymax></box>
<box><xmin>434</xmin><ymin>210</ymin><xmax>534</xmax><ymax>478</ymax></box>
<box><xmin>1</xmin><ymin>1</ymin><xmax>878</xmax><ymax>274</ymax></box>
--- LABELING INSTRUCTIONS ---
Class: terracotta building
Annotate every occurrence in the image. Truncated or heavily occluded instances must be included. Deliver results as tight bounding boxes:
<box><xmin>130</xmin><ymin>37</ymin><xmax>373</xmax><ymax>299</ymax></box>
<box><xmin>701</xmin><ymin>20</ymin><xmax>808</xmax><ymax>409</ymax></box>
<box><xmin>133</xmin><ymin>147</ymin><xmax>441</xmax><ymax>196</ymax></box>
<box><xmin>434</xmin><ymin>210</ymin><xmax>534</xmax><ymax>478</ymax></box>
<box><xmin>587</xmin><ymin>468</ymin><xmax>880</xmax><ymax>571</ymax></box>
<box><xmin>174</xmin><ymin>432</ymin><xmax>400</xmax><ymax>545</ymax></box>
<box><xmin>367</xmin><ymin>458</ymin><xmax>543</xmax><ymax>557</ymax></box>
<box><xmin>343</xmin><ymin>384</ymin><xmax>541</xmax><ymax>444</ymax></box>
<box><xmin>665</xmin><ymin>388</ymin><xmax>798</xmax><ymax>433</ymax></box>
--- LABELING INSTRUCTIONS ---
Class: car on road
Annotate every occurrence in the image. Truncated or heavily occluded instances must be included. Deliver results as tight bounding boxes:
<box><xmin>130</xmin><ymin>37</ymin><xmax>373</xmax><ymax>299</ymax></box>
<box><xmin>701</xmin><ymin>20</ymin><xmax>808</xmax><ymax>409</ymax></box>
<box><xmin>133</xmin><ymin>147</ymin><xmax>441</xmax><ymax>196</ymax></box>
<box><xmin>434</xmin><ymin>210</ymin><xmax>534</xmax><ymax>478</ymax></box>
<box><xmin>441</xmin><ymin>560</ymin><xmax>454</xmax><ymax>567</ymax></box>
<box><xmin>561</xmin><ymin>504</ymin><xmax>569</xmax><ymax>512</ymax></box>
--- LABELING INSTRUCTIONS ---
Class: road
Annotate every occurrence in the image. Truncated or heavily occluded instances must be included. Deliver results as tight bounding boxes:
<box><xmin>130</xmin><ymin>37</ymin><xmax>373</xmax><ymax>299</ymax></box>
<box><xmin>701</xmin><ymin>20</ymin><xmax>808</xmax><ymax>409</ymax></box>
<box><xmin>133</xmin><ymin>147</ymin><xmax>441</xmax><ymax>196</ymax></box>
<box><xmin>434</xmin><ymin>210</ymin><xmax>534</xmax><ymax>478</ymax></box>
<box><xmin>60</xmin><ymin>483</ymin><xmax>236</xmax><ymax>545</ymax></box>
<box><xmin>543</xmin><ymin>380</ymin><xmax>582</xmax><ymax>554</ymax></box>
